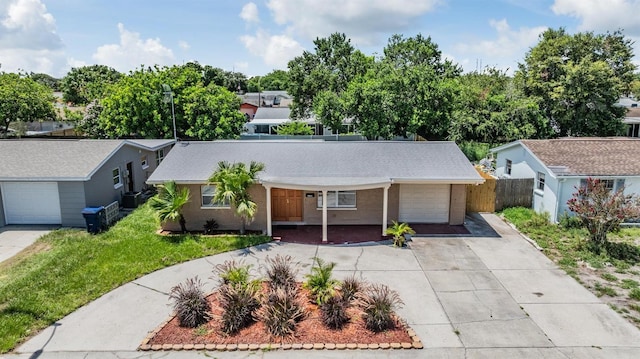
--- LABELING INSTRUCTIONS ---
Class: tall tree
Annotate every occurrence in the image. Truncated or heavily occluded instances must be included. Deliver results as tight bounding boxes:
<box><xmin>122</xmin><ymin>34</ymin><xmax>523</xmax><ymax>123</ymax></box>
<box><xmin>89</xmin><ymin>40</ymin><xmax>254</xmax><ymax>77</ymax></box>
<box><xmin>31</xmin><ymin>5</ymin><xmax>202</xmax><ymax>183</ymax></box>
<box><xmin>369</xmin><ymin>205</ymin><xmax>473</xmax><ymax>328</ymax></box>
<box><xmin>449</xmin><ymin>68</ymin><xmax>549</xmax><ymax>144</ymax></box>
<box><xmin>98</xmin><ymin>64</ymin><xmax>245</xmax><ymax>140</ymax></box>
<box><xmin>28</xmin><ymin>73</ymin><xmax>61</xmax><ymax>91</ymax></box>
<box><xmin>287</xmin><ymin>33</ymin><xmax>373</xmax><ymax>127</ymax></box>
<box><xmin>517</xmin><ymin>28</ymin><xmax>635</xmax><ymax>137</ymax></box>
<box><xmin>208</xmin><ymin>161</ymin><xmax>265</xmax><ymax>235</ymax></box>
<box><xmin>61</xmin><ymin>65</ymin><xmax>122</xmax><ymax>105</ymax></box>
<box><xmin>0</xmin><ymin>73</ymin><xmax>56</xmax><ymax>137</ymax></box>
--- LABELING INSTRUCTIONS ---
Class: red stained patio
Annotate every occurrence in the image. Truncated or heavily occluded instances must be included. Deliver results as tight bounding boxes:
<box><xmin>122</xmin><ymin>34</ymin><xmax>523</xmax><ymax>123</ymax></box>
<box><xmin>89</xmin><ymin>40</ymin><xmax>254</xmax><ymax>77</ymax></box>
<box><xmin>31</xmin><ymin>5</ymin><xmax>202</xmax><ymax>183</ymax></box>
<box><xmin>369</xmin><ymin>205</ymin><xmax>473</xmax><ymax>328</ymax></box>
<box><xmin>272</xmin><ymin>224</ymin><xmax>470</xmax><ymax>245</ymax></box>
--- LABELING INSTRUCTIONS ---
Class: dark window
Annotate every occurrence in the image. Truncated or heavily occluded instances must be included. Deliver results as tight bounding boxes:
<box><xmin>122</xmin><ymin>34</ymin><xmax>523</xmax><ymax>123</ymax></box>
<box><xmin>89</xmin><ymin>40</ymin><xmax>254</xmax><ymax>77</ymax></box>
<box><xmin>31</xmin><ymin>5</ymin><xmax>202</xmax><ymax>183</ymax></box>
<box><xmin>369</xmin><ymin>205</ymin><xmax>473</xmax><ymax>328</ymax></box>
<box><xmin>505</xmin><ymin>159</ymin><xmax>512</xmax><ymax>175</ymax></box>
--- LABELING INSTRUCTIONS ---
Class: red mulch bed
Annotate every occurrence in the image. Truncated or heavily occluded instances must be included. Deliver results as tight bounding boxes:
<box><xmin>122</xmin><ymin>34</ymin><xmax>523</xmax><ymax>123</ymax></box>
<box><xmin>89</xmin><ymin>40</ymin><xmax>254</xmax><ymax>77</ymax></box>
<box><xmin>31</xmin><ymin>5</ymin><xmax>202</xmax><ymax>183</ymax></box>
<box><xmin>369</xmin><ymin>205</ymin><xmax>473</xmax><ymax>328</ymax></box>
<box><xmin>146</xmin><ymin>287</ymin><xmax>414</xmax><ymax>348</ymax></box>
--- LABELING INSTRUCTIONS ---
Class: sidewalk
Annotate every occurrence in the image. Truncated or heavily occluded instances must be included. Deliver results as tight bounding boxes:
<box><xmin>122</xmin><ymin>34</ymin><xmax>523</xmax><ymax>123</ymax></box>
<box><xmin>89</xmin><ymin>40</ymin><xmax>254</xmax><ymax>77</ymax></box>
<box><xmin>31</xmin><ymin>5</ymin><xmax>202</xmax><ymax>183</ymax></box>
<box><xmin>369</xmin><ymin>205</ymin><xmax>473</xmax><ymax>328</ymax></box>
<box><xmin>4</xmin><ymin>214</ymin><xmax>640</xmax><ymax>358</ymax></box>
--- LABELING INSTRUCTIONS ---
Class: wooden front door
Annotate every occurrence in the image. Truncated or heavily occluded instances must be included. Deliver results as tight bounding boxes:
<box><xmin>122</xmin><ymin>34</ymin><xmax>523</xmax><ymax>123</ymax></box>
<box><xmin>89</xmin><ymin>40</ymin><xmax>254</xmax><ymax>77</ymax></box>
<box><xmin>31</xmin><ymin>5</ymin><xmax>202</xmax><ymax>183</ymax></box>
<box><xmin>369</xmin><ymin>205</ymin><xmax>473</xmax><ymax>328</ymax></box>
<box><xmin>272</xmin><ymin>189</ymin><xmax>303</xmax><ymax>221</ymax></box>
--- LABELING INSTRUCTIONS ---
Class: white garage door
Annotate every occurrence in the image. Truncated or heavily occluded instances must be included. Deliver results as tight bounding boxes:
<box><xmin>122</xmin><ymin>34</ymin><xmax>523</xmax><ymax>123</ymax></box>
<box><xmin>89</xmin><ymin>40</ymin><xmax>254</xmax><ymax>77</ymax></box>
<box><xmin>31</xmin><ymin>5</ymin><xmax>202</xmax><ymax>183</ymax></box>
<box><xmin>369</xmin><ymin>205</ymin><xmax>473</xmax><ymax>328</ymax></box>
<box><xmin>2</xmin><ymin>182</ymin><xmax>62</xmax><ymax>224</ymax></box>
<box><xmin>399</xmin><ymin>184</ymin><xmax>451</xmax><ymax>223</ymax></box>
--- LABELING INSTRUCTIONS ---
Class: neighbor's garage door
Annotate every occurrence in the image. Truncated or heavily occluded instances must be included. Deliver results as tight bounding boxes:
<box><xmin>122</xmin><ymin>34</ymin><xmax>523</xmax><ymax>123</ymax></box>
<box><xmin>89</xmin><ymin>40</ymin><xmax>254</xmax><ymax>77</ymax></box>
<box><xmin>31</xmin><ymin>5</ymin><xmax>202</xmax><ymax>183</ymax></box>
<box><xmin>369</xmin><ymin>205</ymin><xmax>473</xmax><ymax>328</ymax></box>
<box><xmin>2</xmin><ymin>182</ymin><xmax>62</xmax><ymax>224</ymax></box>
<box><xmin>399</xmin><ymin>184</ymin><xmax>450</xmax><ymax>223</ymax></box>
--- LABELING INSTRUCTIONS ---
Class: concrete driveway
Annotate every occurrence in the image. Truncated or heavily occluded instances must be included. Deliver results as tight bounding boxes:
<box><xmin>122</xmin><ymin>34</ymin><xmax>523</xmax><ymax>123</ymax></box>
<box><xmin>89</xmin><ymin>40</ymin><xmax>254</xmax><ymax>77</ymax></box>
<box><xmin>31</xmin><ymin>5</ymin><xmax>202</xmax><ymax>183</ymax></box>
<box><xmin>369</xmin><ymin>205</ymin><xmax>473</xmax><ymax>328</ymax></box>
<box><xmin>6</xmin><ymin>214</ymin><xmax>640</xmax><ymax>359</ymax></box>
<box><xmin>0</xmin><ymin>225</ymin><xmax>56</xmax><ymax>264</ymax></box>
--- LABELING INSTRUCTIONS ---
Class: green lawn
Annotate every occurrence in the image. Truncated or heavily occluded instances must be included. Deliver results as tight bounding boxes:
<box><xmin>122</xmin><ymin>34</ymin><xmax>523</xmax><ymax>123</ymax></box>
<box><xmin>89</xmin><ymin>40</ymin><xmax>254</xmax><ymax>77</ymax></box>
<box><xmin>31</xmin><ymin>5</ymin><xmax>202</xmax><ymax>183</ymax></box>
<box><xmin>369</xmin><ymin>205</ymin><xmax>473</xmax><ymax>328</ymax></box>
<box><xmin>0</xmin><ymin>204</ymin><xmax>271</xmax><ymax>353</ymax></box>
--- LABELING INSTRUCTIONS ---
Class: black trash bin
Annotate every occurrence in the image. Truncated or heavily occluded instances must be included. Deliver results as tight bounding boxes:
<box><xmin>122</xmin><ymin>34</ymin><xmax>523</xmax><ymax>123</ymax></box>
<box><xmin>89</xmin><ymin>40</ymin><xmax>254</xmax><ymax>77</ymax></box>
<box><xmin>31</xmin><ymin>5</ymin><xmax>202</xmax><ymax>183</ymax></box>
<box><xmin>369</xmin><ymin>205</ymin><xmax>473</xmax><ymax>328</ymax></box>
<box><xmin>82</xmin><ymin>206</ymin><xmax>105</xmax><ymax>234</ymax></box>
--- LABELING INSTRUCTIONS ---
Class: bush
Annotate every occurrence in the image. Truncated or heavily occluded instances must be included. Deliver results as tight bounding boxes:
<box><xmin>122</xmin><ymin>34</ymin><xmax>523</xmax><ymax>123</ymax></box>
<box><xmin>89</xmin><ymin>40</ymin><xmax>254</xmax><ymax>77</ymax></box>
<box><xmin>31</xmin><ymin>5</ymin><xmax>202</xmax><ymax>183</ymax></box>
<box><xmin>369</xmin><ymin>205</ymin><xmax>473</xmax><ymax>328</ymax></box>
<box><xmin>605</xmin><ymin>242</ymin><xmax>640</xmax><ymax>264</ymax></box>
<box><xmin>203</xmin><ymin>218</ymin><xmax>219</xmax><ymax>234</ymax></box>
<box><xmin>320</xmin><ymin>293</ymin><xmax>349</xmax><ymax>329</ymax></box>
<box><xmin>558</xmin><ymin>211</ymin><xmax>582</xmax><ymax>229</ymax></box>
<box><xmin>217</xmin><ymin>282</ymin><xmax>261</xmax><ymax>334</ymax></box>
<box><xmin>264</xmin><ymin>254</ymin><xmax>299</xmax><ymax>293</ymax></box>
<box><xmin>356</xmin><ymin>284</ymin><xmax>403</xmax><ymax>332</ymax></box>
<box><xmin>213</xmin><ymin>260</ymin><xmax>253</xmax><ymax>287</ymax></box>
<box><xmin>258</xmin><ymin>287</ymin><xmax>306</xmax><ymax>338</ymax></box>
<box><xmin>340</xmin><ymin>275</ymin><xmax>366</xmax><ymax>304</ymax></box>
<box><xmin>169</xmin><ymin>277</ymin><xmax>211</xmax><ymax>328</ymax></box>
<box><xmin>303</xmin><ymin>257</ymin><xmax>340</xmax><ymax>305</ymax></box>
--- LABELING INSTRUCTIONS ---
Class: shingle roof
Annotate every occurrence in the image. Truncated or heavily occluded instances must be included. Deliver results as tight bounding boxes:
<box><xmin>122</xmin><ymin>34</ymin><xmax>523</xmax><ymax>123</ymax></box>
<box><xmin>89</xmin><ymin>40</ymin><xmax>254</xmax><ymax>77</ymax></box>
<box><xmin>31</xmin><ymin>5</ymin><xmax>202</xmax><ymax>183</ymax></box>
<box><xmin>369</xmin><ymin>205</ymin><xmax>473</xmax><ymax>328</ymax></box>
<box><xmin>0</xmin><ymin>139</ymin><xmax>173</xmax><ymax>181</ymax></box>
<box><xmin>520</xmin><ymin>138</ymin><xmax>640</xmax><ymax>176</ymax></box>
<box><xmin>147</xmin><ymin>141</ymin><xmax>484</xmax><ymax>188</ymax></box>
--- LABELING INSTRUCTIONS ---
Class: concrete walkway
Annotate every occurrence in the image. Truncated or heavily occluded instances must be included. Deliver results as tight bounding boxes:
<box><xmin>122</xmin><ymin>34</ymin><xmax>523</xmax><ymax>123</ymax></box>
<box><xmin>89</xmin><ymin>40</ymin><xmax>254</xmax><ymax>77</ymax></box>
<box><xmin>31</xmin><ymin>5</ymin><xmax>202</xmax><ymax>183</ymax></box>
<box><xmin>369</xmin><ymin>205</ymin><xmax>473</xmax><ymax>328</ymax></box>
<box><xmin>4</xmin><ymin>214</ymin><xmax>640</xmax><ymax>358</ymax></box>
<box><xmin>0</xmin><ymin>225</ymin><xmax>56</xmax><ymax>264</ymax></box>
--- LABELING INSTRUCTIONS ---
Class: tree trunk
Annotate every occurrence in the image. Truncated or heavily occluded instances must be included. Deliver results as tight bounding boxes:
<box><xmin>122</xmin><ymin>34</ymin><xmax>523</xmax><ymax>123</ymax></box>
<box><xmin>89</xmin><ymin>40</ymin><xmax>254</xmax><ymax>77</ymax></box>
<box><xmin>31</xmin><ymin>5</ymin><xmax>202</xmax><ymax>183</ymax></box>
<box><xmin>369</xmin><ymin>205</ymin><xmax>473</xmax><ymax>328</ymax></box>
<box><xmin>240</xmin><ymin>219</ymin><xmax>246</xmax><ymax>235</ymax></box>
<box><xmin>179</xmin><ymin>214</ymin><xmax>187</xmax><ymax>233</ymax></box>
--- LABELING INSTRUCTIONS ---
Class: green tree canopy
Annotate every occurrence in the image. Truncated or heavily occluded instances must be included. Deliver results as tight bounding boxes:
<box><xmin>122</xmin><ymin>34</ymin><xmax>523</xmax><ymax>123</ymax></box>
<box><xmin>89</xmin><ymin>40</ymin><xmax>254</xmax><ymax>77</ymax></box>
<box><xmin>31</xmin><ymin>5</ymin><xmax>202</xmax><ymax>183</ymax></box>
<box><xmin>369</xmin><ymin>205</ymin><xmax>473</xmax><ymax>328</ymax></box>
<box><xmin>28</xmin><ymin>73</ymin><xmax>61</xmax><ymax>91</ymax></box>
<box><xmin>0</xmin><ymin>73</ymin><xmax>56</xmax><ymax>137</ymax></box>
<box><xmin>61</xmin><ymin>65</ymin><xmax>122</xmax><ymax>105</ymax></box>
<box><xmin>247</xmin><ymin>70</ymin><xmax>290</xmax><ymax>92</ymax></box>
<box><xmin>517</xmin><ymin>28</ymin><xmax>635</xmax><ymax>137</ymax></box>
<box><xmin>275</xmin><ymin>120</ymin><xmax>314</xmax><ymax>135</ymax></box>
<box><xmin>449</xmin><ymin>68</ymin><xmax>550</xmax><ymax>145</ymax></box>
<box><xmin>98</xmin><ymin>64</ymin><xmax>245</xmax><ymax>140</ymax></box>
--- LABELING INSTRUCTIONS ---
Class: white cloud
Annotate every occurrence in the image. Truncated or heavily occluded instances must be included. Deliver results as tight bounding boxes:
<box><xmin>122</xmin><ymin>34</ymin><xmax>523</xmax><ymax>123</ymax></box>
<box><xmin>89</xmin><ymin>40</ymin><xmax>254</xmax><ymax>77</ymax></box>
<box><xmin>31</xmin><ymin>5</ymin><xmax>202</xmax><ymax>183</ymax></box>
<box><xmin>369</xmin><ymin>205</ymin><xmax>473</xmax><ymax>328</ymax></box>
<box><xmin>266</xmin><ymin>0</ymin><xmax>439</xmax><ymax>45</ymax></box>
<box><xmin>92</xmin><ymin>23</ymin><xmax>175</xmax><ymax>72</ymax></box>
<box><xmin>234</xmin><ymin>61</ymin><xmax>249</xmax><ymax>71</ymax></box>
<box><xmin>0</xmin><ymin>0</ymin><xmax>69</xmax><ymax>75</ymax></box>
<box><xmin>552</xmin><ymin>0</ymin><xmax>640</xmax><ymax>35</ymax></box>
<box><xmin>240</xmin><ymin>30</ymin><xmax>304</xmax><ymax>69</ymax></box>
<box><xmin>240</xmin><ymin>2</ymin><xmax>259</xmax><ymax>23</ymax></box>
<box><xmin>178</xmin><ymin>40</ymin><xmax>190</xmax><ymax>50</ymax></box>
<box><xmin>453</xmin><ymin>19</ymin><xmax>546</xmax><ymax>73</ymax></box>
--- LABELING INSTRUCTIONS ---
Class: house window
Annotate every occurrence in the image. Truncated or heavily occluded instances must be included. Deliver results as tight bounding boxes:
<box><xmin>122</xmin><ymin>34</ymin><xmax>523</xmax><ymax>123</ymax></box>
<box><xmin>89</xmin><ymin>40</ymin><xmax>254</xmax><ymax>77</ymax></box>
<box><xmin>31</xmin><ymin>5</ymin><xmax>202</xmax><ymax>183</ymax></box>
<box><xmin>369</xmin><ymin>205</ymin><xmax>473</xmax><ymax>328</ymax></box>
<box><xmin>536</xmin><ymin>172</ymin><xmax>545</xmax><ymax>191</ymax></box>
<box><xmin>112</xmin><ymin>168</ymin><xmax>122</xmax><ymax>188</ymax></box>
<box><xmin>156</xmin><ymin>149</ymin><xmax>165</xmax><ymax>166</ymax></box>
<box><xmin>580</xmin><ymin>178</ymin><xmax>625</xmax><ymax>192</ymax></box>
<box><xmin>201</xmin><ymin>185</ymin><xmax>230</xmax><ymax>208</ymax></box>
<box><xmin>505</xmin><ymin>159</ymin><xmax>512</xmax><ymax>175</ymax></box>
<box><xmin>141</xmin><ymin>155</ymin><xmax>148</xmax><ymax>169</ymax></box>
<box><xmin>317</xmin><ymin>191</ymin><xmax>356</xmax><ymax>208</ymax></box>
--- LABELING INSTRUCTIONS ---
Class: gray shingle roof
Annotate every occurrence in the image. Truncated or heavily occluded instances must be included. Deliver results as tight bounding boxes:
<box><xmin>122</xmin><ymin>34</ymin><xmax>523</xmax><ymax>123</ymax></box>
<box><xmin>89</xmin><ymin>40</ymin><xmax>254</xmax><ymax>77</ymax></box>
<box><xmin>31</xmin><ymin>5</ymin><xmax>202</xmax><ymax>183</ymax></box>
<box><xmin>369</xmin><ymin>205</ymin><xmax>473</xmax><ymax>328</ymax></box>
<box><xmin>147</xmin><ymin>141</ymin><xmax>483</xmax><ymax>188</ymax></box>
<box><xmin>0</xmin><ymin>139</ymin><xmax>173</xmax><ymax>181</ymax></box>
<box><xmin>520</xmin><ymin>138</ymin><xmax>640</xmax><ymax>176</ymax></box>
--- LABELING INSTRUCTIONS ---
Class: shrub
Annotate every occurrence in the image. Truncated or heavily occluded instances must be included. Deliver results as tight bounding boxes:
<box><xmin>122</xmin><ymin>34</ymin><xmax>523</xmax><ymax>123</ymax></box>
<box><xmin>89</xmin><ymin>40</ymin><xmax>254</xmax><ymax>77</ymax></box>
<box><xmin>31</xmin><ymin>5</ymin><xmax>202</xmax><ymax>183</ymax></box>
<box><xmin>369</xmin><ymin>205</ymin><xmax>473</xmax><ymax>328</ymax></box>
<box><xmin>258</xmin><ymin>287</ymin><xmax>306</xmax><ymax>338</ymax></box>
<box><xmin>213</xmin><ymin>260</ymin><xmax>253</xmax><ymax>287</ymax></box>
<box><xmin>217</xmin><ymin>282</ymin><xmax>261</xmax><ymax>334</ymax></box>
<box><xmin>558</xmin><ymin>211</ymin><xmax>582</xmax><ymax>229</ymax></box>
<box><xmin>356</xmin><ymin>284</ymin><xmax>404</xmax><ymax>332</ymax></box>
<box><xmin>264</xmin><ymin>254</ymin><xmax>299</xmax><ymax>293</ymax></box>
<box><xmin>340</xmin><ymin>275</ymin><xmax>366</xmax><ymax>304</ymax></box>
<box><xmin>303</xmin><ymin>257</ymin><xmax>340</xmax><ymax>305</ymax></box>
<box><xmin>385</xmin><ymin>221</ymin><xmax>415</xmax><ymax>247</ymax></box>
<box><xmin>169</xmin><ymin>277</ymin><xmax>211</xmax><ymax>328</ymax></box>
<box><xmin>203</xmin><ymin>218</ymin><xmax>219</xmax><ymax>234</ymax></box>
<box><xmin>605</xmin><ymin>242</ymin><xmax>640</xmax><ymax>264</ymax></box>
<box><xmin>321</xmin><ymin>293</ymin><xmax>349</xmax><ymax>329</ymax></box>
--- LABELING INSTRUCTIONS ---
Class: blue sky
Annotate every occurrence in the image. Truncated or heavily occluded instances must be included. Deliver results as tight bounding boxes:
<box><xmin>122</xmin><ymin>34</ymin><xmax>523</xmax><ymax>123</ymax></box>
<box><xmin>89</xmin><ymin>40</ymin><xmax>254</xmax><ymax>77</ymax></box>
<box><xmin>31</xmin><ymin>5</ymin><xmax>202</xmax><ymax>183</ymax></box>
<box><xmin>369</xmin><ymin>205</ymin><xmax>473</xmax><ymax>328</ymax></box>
<box><xmin>1</xmin><ymin>0</ymin><xmax>638</xmax><ymax>78</ymax></box>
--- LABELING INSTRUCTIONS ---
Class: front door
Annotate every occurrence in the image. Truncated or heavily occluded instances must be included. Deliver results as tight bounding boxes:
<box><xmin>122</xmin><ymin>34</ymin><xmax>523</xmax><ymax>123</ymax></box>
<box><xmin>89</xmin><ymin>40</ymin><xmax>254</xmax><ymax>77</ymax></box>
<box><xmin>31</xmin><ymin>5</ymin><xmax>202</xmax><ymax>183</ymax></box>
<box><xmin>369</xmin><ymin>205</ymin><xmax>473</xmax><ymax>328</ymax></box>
<box><xmin>126</xmin><ymin>162</ymin><xmax>134</xmax><ymax>192</ymax></box>
<box><xmin>272</xmin><ymin>188</ymin><xmax>303</xmax><ymax>221</ymax></box>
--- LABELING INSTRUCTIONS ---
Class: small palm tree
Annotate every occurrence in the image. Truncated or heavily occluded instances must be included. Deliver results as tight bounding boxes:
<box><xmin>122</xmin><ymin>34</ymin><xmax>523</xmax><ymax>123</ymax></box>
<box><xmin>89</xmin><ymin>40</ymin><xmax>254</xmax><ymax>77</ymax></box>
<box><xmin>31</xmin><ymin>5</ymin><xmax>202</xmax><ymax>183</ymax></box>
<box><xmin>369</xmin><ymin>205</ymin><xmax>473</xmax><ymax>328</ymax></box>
<box><xmin>150</xmin><ymin>180</ymin><xmax>190</xmax><ymax>233</ymax></box>
<box><xmin>209</xmin><ymin>161</ymin><xmax>265</xmax><ymax>235</ymax></box>
<box><xmin>385</xmin><ymin>221</ymin><xmax>415</xmax><ymax>247</ymax></box>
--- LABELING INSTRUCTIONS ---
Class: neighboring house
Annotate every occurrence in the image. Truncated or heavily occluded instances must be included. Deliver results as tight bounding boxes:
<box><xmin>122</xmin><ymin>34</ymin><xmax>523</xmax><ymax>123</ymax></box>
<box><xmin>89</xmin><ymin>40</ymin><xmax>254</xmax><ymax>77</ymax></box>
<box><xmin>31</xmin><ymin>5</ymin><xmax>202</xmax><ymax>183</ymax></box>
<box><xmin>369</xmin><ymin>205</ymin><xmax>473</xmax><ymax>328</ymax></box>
<box><xmin>624</xmin><ymin>107</ymin><xmax>640</xmax><ymax>138</ymax></box>
<box><xmin>147</xmin><ymin>141</ymin><xmax>484</xmax><ymax>241</ymax></box>
<box><xmin>240</xmin><ymin>91</ymin><xmax>292</xmax><ymax>108</ymax></box>
<box><xmin>243</xmin><ymin>107</ymin><xmax>354</xmax><ymax>136</ymax></box>
<box><xmin>240</xmin><ymin>102</ymin><xmax>258</xmax><ymax>121</ymax></box>
<box><xmin>0</xmin><ymin>139</ymin><xmax>174</xmax><ymax>227</ymax></box>
<box><xmin>492</xmin><ymin>137</ymin><xmax>640</xmax><ymax>223</ymax></box>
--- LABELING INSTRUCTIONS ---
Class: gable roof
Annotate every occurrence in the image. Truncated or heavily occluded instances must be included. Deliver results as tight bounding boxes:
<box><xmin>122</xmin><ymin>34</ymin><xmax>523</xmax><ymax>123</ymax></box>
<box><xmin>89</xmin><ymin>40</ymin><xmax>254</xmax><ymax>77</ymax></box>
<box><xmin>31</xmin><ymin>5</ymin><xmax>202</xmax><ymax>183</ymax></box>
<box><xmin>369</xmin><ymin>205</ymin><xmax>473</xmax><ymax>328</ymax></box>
<box><xmin>0</xmin><ymin>139</ymin><xmax>174</xmax><ymax>181</ymax></box>
<box><xmin>147</xmin><ymin>141</ymin><xmax>484</xmax><ymax>190</ymax></box>
<box><xmin>502</xmin><ymin>138</ymin><xmax>640</xmax><ymax>176</ymax></box>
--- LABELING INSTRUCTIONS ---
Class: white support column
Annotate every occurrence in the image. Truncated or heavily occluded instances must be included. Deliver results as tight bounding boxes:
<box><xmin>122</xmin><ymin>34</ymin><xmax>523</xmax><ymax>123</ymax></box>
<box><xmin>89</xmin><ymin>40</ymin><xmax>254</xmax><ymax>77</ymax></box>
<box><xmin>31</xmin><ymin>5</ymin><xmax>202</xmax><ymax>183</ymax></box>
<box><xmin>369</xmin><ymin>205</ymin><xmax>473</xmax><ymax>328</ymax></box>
<box><xmin>322</xmin><ymin>189</ymin><xmax>328</xmax><ymax>242</ymax></box>
<box><xmin>382</xmin><ymin>185</ymin><xmax>390</xmax><ymax>236</ymax></box>
<box><xmin>265</xmin><ymin>185</ymin><xmax>272</xmax><ymax>236</ymax></box>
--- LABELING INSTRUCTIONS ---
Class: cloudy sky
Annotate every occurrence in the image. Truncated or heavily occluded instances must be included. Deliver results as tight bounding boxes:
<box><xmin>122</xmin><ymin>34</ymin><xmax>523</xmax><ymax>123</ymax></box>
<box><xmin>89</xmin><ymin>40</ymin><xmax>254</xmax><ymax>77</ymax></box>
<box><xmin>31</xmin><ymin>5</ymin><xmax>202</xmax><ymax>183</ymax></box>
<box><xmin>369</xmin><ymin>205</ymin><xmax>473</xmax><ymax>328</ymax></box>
<box><xmin>1</xmin><ymin>0</ymin><xmax>639</xmax><ymax>78</ymax></box>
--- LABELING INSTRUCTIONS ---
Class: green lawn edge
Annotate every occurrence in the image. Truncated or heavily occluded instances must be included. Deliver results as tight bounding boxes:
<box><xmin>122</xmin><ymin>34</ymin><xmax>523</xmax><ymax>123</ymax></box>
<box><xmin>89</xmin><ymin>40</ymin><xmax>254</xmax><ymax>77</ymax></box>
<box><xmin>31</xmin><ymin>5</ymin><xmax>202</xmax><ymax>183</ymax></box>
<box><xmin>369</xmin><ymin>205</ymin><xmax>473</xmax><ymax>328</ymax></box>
<box><xmin>0</xmin><ymin>203</ymin><xmax>271</xmax><ymax>353</ymax></box>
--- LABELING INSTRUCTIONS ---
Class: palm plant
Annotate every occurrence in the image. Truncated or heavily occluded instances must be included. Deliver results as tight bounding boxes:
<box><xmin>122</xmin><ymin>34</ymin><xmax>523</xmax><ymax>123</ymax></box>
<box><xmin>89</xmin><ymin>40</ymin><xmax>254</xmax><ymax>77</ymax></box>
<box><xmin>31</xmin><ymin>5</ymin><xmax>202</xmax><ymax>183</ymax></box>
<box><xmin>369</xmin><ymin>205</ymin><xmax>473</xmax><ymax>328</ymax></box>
<box><xmin>150</xmin><ymin>180</ymin><xmax>190</xmax><ymax>233</ymax></box>
<box><xmin>208</xmin><ymin>161</ymin><xmax>265</xmax><ymax>235</ymax></box>
<box><xmin>385</xmin><ymin>221</ymin><xmax>416</xmax><ymax>247</ymax></box>
<box><xmin>303</xmin><ymin>257</ymin><xmax>340</xmax><ymax>305</ymax></box>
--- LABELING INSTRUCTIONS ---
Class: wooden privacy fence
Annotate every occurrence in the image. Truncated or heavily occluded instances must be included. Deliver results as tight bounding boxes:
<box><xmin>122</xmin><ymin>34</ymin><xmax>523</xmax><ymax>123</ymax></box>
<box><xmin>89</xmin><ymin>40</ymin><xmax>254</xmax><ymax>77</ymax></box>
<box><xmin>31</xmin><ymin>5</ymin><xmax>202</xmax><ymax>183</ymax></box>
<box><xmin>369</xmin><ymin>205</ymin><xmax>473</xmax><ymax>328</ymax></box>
<box><xmin>466</xmin><ymin>169</ymin><xmax>533</xmax><ymax>212</ymax></box>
